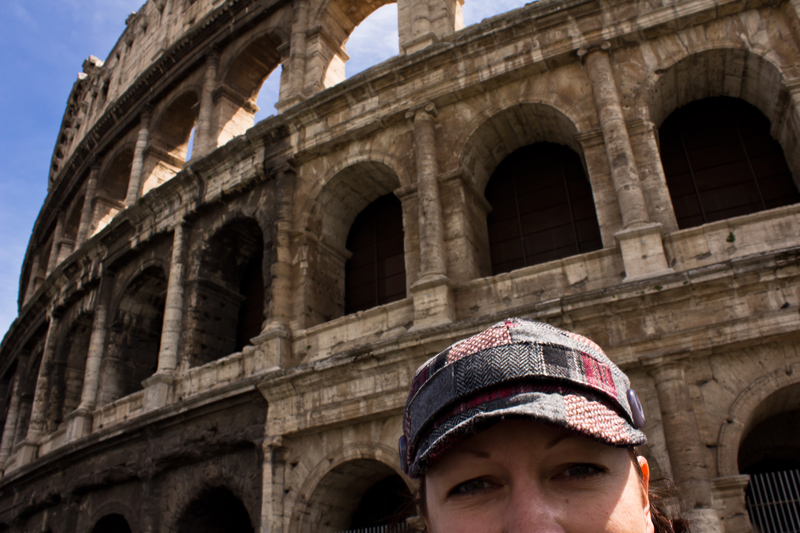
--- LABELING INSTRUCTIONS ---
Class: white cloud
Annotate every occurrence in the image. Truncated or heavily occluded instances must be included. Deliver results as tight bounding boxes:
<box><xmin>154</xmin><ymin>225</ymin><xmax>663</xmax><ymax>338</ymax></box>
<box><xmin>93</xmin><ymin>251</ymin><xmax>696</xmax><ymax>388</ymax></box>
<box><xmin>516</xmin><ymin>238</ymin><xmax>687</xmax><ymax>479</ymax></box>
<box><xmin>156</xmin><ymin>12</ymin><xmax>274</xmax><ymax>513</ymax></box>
<box><xmin>462</xmin><ymin>0</ymin><xmax>533</xmax><ymax>26</ymax></box>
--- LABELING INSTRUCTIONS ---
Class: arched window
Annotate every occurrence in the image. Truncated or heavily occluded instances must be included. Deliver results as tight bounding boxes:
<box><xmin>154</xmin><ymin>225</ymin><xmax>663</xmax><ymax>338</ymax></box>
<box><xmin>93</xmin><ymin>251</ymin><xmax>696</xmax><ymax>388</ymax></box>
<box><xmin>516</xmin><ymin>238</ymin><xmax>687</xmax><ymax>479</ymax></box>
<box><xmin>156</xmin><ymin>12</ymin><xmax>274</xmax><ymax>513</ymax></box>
<box><xmin>738</xmin><ymin>383</ymin><xmax>800</xmax><ymax>532</ymax></box>
<box><xmin>189</xmin><ymin>218</ymin><xmax>264</xmax><ymax>366</ymax></box>
<box><xmin>92</xmin><ymin>514</ymin><xmax>132</xmax><ymax>533</ymax></box>
<box><xmin>660</xmin><ymin>97</ymin><xmax>799</xmax><ymax>229</ymax></box>
<box><xmin>345</xmin><ymin>194</ymin><xmax>406</xmax><ymax>315</ymax></box>
<box><xmin>177</xmin><ymin>487</ymin><xmax>253</xmax><ymax>533</ymax></box>
<box><xmin>99</xmin><ymin>267</ymin><xmax>166</xmax><ymax>405</ymax></box>
<box><xmin>485</xmin><ymin>142</ymin><xmax>601</xmax><ymax>275</ymax></box>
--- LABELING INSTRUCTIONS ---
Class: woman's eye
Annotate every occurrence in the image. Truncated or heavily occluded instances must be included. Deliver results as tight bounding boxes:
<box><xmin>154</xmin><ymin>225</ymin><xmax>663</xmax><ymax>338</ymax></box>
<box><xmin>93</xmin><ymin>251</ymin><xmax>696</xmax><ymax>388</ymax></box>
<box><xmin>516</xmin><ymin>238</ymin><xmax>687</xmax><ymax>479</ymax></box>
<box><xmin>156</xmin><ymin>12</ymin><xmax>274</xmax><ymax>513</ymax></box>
<box><xmin>448</xmin><ymin>478</ymin><xmax>494</xmax><ymax>496</ymax></box>
<box><xmin>561</xmin><ymin>463</ymin><xmax>606</xmax><ymax>479</ymax></box>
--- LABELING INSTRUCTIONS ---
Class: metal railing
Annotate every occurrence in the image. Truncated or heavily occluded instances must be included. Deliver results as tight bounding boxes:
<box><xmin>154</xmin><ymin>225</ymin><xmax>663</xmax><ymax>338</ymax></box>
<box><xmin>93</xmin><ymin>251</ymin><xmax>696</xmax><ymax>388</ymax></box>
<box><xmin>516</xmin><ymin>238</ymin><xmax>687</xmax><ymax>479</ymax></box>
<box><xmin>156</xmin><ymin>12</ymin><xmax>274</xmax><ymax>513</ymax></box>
<box><xmin>338</xmin><ymin>523</ymin><xmax>414</xmax><ymax>533</ymax></box>
<box><xmin>746</xmin><ymin>469</ymin><xmax>800</xmax><ymax>532</ymax></box>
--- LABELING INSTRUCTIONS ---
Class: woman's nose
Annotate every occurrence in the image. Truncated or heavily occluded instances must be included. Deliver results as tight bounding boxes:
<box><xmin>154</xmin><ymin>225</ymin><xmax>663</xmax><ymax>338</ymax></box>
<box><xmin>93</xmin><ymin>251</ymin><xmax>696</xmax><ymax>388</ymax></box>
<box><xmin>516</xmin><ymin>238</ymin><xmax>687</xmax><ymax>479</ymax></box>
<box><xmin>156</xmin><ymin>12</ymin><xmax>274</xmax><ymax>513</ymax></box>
<box><xmin>504</xmin><ymin>482</ymin><xmax>567</xmax><ymax>533</ymax></box>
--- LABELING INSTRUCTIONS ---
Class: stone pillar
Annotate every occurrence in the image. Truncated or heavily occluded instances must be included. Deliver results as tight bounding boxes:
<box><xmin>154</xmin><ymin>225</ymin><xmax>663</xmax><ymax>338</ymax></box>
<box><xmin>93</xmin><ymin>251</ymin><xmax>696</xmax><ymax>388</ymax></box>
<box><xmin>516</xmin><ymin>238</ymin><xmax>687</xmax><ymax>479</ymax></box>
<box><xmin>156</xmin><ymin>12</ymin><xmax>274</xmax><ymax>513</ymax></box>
<box><xmin>194</xmin><ymin>51</ymin><xmax>220</xmax><ymax>158</ymax></box>
<box><xmin>712</xmin><ymin>475</ymin><xmax>752</xmax><ymax>533</ymax></box>
<box><xmin>649</xmin><ymin>359</ymin><xmax>721</xmax><ymax>532</ymax></box>
<box><xmin>262</xmin><ymin>166</ymin><xmax>295</xmax><ymax>368</ymax></box>
<box><xmin>580</xmin><ymin>43</ymin><xmax>672</xmax><ymax>281</ymax></box>
<box><xmin>407</xmin><ymin>103</ymin><xmax>454</xmax><ymax>328</ymax></box>
<box><xmin>19</xmin><ymin>312</ymin><xmax>61</xmax><ymax>464</ymax></box>
<box><xmin>0</xmin><ymin>374</ymin><xmax>22</xmax><ymax>465</ymax></box>
<box><xmin>46</xmin><ymin>211</ymin><xmax>66</xmax><ymax>276</ymax></box>
<box><xmin>143</xmin><ymin>223</ymin><xmax>187</xmax><ymax>411</ymax></box>
<box><xmin>260</xmin><ymin>436</ymin><xmax>286</xmax><ymax>533</ymax></box>
<box><xmin>76</xmin><ymin>165</ymin><xmax>100</xmax><ymax>246</ymax></box>
<box><xmin>125</xmin><ymin>108</ymin><xmax>152</xmax><ymax>207</ymax></box>
<box><xmin>277</xmin><ymin>0</ymin><xmax>309</xmax><ymax>111</ymax></box>
<box><xmin>23</xmin><ymin>255</ymin><xmax>42</xmax><ymax>305</ymax></box>
<box><xmin>399</xmin><ymin>0</ymin><xmax>463</xmax><ymax>55</ymax></box>
<box><xmin>67</xmin><ymin>276</ymin><xmax>112</xmax><ymax>441</ymax></box>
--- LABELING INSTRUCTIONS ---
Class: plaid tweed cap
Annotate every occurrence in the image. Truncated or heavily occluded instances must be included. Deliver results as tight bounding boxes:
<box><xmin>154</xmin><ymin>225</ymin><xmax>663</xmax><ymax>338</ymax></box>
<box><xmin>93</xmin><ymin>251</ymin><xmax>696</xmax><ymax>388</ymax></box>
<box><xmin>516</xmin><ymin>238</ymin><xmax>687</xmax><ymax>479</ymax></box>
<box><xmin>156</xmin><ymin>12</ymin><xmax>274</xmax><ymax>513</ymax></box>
<box><xmin>399</xmin><ymin>318</ymin><xmax>646</xmax><ymax>478</ymax></box>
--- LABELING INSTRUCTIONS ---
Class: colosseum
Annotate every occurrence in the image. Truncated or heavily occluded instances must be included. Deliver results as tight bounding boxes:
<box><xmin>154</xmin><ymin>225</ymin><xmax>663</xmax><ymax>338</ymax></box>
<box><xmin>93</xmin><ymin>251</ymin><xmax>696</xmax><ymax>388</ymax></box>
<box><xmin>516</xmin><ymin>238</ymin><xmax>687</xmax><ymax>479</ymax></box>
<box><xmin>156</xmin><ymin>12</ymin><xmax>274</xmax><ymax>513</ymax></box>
<box><xmin>1</xmin><ymin>0</ymin><xmax>799</xmax><ymax>531</ymax></box>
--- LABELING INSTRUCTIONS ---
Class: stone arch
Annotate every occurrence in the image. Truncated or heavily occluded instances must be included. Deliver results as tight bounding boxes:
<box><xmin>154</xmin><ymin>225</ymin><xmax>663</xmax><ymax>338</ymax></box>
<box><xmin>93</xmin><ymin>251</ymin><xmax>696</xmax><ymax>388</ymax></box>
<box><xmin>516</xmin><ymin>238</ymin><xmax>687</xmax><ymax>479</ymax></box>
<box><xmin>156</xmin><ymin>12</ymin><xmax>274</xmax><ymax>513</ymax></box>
<box><xmin>717</xmin><ymin>362</ymin><xmax>800</xmax><ymax>477</ymax></box>
<box><xmin>455</xmin><ymin>101</ymin><xmax>584</xmax><ymax>194</ymax></box>
<box><xmin>11</xmin><ymin>330</ymin><xmax>47</xmax><ymax>450</ymax></box>
<box><xmin>166</xmin><ymin>462</ymin><xmax>260</xmax><ymax>533</ymax></box>
<box><xmin>45</xmin><ymin>313</ymin><xmax>92</xmax><ymax>430</ymax></box>
<box><xmin>186</xmin><ymin>216</ymin><xmax>265</xmax><ymax>367</ymax></box>
<box><xmin>642</xmin><ymin>48</ymin><xmax>800</xmax><ymax>187</ymax></box>
<box><xmin>93</xmin><ymin>145</ymin><xmax>134</xmax><ymax>235</ymax></box>
<box><xmin>87</xmin><ymin>501</ymin><xmax>137</xmax><ymax>533</ymax></box>
<box><xmin>143</xmin><ymin>90</ymin><xmax>200</xmax><ymax>195</ymax></box>
<box><xmin>97</xmin><ymin>265</ymin><xmax>167</xmax><ymax>405</ymax></box>
<box><xmin>91</xmin><ymin>514</ymin><xmax>132</xmax><ymax>533</ymax></box>
<box><xmin>174</xmin><ymin>485</ymin><xmax>254</xmax><ymax>533</ymax></box>
<box><xmin>301</xmin><ymin>159</ymin><xmax>403</xmax><ymax>325</ymax></box>
<box><xmin>291</xmin><ymin>441</ymin><xmax>413</xmax><ymax>533</ymax></box>
<box><xmin>61</xmin><ymin>194</ymin><xmax>85</xmax><ymax>257</ymax></box>
<box><xmin>307</xmin><ymin>0</ymin><xmax>397</xmax><ymax>92</ymax></box>
<box><xmin>216</xmin><ymin>30</ymin><xmax>286</xmax><ymax>145</ymax></box>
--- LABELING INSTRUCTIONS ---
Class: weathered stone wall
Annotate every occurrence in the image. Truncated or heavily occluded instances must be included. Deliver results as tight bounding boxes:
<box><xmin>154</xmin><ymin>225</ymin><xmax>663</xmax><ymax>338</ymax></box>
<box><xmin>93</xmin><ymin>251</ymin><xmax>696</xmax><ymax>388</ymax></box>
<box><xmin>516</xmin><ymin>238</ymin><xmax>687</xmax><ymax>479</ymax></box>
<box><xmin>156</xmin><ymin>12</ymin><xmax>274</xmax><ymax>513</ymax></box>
<box><xmin>1</xmin><ymin>0</ymin><xmax>800</xmax><ymax>531</ymax></box>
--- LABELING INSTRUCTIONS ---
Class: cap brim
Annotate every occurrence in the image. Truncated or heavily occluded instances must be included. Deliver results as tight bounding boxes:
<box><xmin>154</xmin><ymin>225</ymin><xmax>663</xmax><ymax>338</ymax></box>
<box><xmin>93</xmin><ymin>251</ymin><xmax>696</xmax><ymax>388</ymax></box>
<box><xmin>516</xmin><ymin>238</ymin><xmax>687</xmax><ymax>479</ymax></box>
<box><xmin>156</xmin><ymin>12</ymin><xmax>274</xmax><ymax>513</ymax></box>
<box><xmin>409</xmin><ymin>388</ymin><xmax>646</xmax><ymax>478</ymax></box>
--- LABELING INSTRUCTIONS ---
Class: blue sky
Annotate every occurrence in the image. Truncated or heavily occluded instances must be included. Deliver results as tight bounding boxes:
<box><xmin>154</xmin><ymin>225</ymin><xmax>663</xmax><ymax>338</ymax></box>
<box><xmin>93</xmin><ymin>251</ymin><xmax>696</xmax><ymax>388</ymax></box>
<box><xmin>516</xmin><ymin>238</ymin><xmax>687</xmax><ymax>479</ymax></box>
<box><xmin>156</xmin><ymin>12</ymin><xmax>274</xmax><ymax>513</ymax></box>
<box><xmin>0</xmin><ymin>0</ymin><xmax>529</xmax><ymax>338</ymax></box>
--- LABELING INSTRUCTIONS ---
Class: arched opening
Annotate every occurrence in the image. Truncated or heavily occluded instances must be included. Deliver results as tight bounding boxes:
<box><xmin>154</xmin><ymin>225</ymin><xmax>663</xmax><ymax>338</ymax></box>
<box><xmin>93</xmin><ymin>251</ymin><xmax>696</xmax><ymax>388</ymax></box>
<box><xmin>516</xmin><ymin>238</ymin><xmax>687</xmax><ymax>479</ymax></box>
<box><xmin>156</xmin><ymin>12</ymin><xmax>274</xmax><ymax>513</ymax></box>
<box><xmin>61</xmin><ymin>196</ymin><xmax>84</xmax><ymax>258</ymax></box>
<box><xmin>738</xmin><ymin>383</ymin><xmax>800</xmax><ymax>532</ymax></box>
<box><xmin>94</xmin><ymin>148</ymin><xmax>133</xmax><ymax>235</ymax></box>
<box><xmin>219</xmin><ymin>33</ymin><xmax>283</xmax><ymax>144</ymax></box>
<box><xmin>187</xmin><ymin>218</ymin><xmax>264</xmax><ymax>366</ymax></box>
<box><xmin>46</xmin><ymin>314</ymin><xmax>92</xmax><ymax>430</ymax></box>
<box><xmin>345</xmin><ymin>193</ymin><xmax>406</xmax><ymax>315</ymax></box>
<box><xmin>485</xmin><ymin>142</ymin><xmax>601</xmax><ymax>274</ymax></box>
<box><xmin>302</xmin><ymin>459</ymin><xmax>415</xmax><ymax>532</ymax></box>
<box><xmin>14</xmin><ymin>342</ymin><xmax>44</xmax><ymax>447</ymax></box>
<box><xmin>98</xmin><ymin>266</ymin><xmax>166</xmax><ymax>405</ymax></box>
<box><xmin>142</xmin><ymin>91</ymin><xmax>198</xmax><ymax>195</ymax></box>
<box><xmin>91</xmin><ymin>514</ymin><xmax>132</xmax><ymax>533</ymax></box>
<box><xmin>254</xmin><ymin>66</ymin><xmax>282</xmax><ymax>123</ymax></box>
<box><xmin>461</xmin><ymin>1</ymin><xmax>529</xmax><ymax>26</ymax></box>
<box><xmin>176</xmin><ymin>486</ymin><xmax>253</xmax><ymax>533</ymax></box>
<box><xmin>339</xmin><ymin>3</ymin><xmax>399</xmax><ymax>82</ymax></box>
<box><xmin>305</xmin><ymin>161</ymin><xmax>402</xmax><ymax>326</ymax></box>
<box><xmin>0</xmin><ymin>363</ymin><xmax>17</xmax><ymax>445</ymax></box>
<box><xmin>660</xmin><ymin>97</ymin><xmax>798</xmax><ymax>229</ymax></box>
<box><xmin>312</xmin><ymin>0</ymin><xmax>397</xmax><ymax>91</ymax></box>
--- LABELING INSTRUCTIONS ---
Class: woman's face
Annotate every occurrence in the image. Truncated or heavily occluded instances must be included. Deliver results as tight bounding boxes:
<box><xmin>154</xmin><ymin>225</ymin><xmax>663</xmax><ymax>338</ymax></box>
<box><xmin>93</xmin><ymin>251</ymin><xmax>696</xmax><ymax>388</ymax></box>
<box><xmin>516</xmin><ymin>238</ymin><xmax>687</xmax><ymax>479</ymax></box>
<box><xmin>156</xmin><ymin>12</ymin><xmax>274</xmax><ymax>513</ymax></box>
<box><xmin>423</xmin><ymin>420</ymin><xmax>654</xmax><ymax>533</ymax></box>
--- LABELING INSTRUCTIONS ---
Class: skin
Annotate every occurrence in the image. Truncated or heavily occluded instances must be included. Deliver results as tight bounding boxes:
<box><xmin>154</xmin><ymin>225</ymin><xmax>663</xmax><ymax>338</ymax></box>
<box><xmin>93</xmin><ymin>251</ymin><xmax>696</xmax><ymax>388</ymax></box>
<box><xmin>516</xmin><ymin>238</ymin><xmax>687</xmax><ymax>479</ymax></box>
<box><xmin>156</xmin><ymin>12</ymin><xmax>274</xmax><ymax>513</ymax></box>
<box><xmin>423</xmin><ymin>420</ymin><xmax>655</xmax><ymax>533</ymax></box>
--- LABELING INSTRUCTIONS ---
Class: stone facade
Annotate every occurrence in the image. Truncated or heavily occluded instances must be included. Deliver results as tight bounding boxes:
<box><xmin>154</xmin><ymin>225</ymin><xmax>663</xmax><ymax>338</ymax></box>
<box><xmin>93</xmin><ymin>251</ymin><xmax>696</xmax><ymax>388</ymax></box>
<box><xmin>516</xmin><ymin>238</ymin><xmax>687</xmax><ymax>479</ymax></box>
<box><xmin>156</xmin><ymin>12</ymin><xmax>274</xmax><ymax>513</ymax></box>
<box><xmin>1</xmin><ymin>0</ymin><xmax>799</xmax><ymax>531</ymax></box>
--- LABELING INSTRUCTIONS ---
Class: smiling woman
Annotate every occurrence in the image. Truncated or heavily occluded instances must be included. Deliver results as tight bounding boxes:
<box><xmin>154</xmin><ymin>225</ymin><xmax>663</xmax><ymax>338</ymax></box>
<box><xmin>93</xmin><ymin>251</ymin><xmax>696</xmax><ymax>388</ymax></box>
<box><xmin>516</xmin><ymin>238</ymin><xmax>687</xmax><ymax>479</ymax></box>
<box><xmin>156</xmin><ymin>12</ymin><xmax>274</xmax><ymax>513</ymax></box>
<box><xmin>399</xmin><ymin>318</ymin><xmax>691</xmax><ymax>533</ymax></box>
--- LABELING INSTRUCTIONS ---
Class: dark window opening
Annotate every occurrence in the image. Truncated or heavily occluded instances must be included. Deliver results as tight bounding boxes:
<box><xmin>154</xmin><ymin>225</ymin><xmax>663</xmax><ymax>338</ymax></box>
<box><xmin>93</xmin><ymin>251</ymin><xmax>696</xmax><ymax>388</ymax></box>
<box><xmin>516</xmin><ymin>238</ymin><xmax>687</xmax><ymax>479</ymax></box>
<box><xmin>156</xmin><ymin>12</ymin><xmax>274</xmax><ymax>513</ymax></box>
<box><xmin>345</xmin><ymin>194</ymin><xmax>406</xmax><ymax>315</ymax></box>
<box><xmin>660</xmin><ymin>97</ymin><xmax>799</xmax><ymax>229</ymax></box>
<box><xmin>235</xmin><ymin>241</ymin><xmax>264</xmax><ymax>352</ymax></box>
<box><xmin>92</xmin><ymin>514</ymin><xmax>132</xmax><ymax>533</ymax></box>
<box><xmin>348</xmin><ymin>474</ymin><xmax>415</xmax><ymax>531</ymax></box>
<box><xmin>177</xmin><ymin>487</ymin><xmax>254</xmax><ymax>533</ymax></box>
<box><xmin>485</xmin><ymin>142</ymin><xmax>602</xmax><ymax>275</ymax></box>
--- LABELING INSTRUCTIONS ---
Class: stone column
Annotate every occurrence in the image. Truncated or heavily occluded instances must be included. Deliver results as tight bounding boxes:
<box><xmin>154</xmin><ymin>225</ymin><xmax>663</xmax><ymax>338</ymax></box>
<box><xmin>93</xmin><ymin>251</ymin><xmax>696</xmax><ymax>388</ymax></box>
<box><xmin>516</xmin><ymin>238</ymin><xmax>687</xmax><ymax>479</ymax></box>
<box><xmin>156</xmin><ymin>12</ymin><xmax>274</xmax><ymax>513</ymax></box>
<box><xmin>407</xmin><ymin>103</ymin><xmax>454</xmax><ymax>328</ymax></box>
<box><xmin>262</xmin><ymin>166</ymin><xmax>295</xmax><ymax>368</ymax></box>
<box><xmin>194</xmin><ymin>51</ymin><xmax>219</xmax><ymax>158</ymax></box>
<box><xmin>23</xmin><ymin>255</ymin><xmax>42</xmax><ymax>305</ymax></box>
<box><xmin>76</xmin><ymin>164</ymin><xmax>100</xmax><ymax>246</ymax></box>
<box><xmin>45</xmin><ymin>211</ymin><xmax>66</xmax><ymax>276</ymax></box>
<box><xmin>0</xmin><ymin>374</ymin><xmax>22</xmax><ymax>465</ymax></box>
<box><xmin>143</xmin><ymin>223</ymin><xmax>187</xmax><ymax>411</ymax></box>
<box><xmin>580</xmin><ymin>43</ymin><xmax>671</xmax><ymax>281</ymax></box>
<box><xmin>398</xmin><ymin>0</ymin><xmax>463</xmax><ymax>54</ymax></box>
<box><xmin>125</xmin><ymin>108</ymin><xmax>152</xmax><ymax>207</ymax></box>
<box><xmin>260</xmin><ymin>436</ymin><xmax>286</xmax><ymax>533</ymax></box>
<box><xmin>19</xmin><ymin>312</ymin><xmax>61</xmax><ymax>464</ymax></box>
<box><xmin>276</xmin><ymin>0</ymin><xmax>309</xmax><ymax>111</ymax></box>
<box><xmin>67</xmin><ymin>276</ymin><xmax>113</xmax><ymax>441</ymax></box>
<box><xmin>712</xmin><ymin>475</ymin><xmax>752</xmax><ymax>533</ymax></box>
<box><xmin>649</xmin><ymin>359</ymin><xmax>721</xmax><ymax>532</ymax></box>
